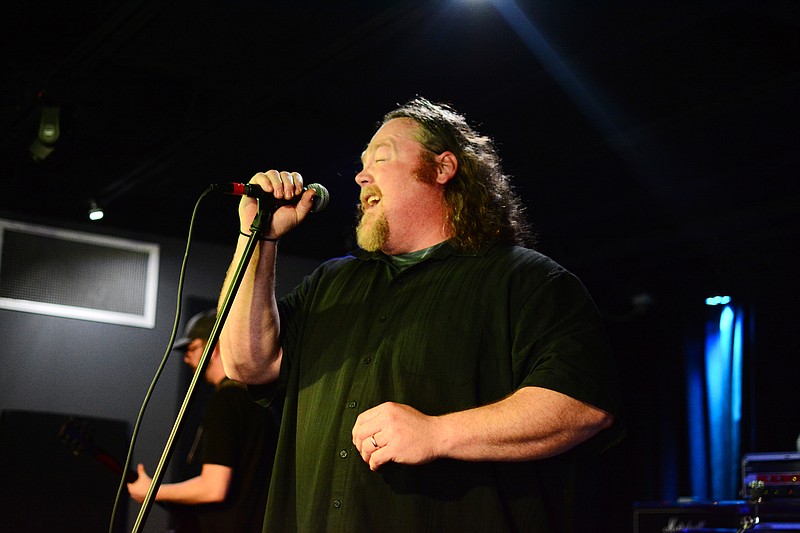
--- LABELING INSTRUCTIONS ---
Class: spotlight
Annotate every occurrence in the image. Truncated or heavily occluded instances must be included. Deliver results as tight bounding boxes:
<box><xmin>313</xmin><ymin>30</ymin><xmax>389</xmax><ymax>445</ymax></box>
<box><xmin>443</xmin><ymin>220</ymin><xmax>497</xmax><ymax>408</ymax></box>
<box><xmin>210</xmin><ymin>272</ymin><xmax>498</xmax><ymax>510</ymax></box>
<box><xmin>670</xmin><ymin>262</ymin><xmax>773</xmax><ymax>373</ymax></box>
<box><xmin>88</xmin><ymin>200</ymin><xmax>104</xmax><ymax>221</ymax></box>
<box><xmin>29</xmin><ymin>105</ymin><xmax>61</xmax><ymax>162</ymax></box>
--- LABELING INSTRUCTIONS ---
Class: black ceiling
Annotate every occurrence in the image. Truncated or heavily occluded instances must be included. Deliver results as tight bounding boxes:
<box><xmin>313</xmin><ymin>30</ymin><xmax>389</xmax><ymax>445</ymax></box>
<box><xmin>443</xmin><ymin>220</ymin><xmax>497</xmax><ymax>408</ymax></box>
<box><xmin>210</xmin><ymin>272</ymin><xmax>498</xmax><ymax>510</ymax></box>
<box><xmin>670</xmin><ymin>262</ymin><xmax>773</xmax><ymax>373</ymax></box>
<box><xmin>2</xmin><ymin>0</ymin><xmax>799</xmax><ymax>308</ymax></box>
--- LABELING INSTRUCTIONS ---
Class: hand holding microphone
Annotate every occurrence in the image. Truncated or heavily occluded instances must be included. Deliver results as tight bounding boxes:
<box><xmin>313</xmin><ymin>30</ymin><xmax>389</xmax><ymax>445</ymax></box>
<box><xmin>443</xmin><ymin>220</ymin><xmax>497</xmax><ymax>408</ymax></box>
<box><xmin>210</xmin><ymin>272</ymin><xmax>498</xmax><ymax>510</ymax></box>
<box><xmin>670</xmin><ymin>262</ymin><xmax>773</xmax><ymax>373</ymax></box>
<box><xmin>212</xmin><ymin>181</ymin><xmax>329</xmax><ymax>213</ymax></box>
<box><xmin>212</xmin><ymin>170</ymin><xmax>329</xmax><ymax>241</ymax></box>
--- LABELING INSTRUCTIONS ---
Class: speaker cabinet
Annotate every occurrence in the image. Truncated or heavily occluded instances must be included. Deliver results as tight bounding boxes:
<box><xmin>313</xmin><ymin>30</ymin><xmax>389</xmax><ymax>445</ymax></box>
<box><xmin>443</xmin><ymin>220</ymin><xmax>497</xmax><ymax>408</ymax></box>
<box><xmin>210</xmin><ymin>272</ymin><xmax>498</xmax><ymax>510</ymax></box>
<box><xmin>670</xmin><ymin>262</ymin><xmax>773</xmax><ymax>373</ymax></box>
<box><xmin>0</xmin><ymin>410</ymin><xmax>130</xmax><ymax>532</ymax></box>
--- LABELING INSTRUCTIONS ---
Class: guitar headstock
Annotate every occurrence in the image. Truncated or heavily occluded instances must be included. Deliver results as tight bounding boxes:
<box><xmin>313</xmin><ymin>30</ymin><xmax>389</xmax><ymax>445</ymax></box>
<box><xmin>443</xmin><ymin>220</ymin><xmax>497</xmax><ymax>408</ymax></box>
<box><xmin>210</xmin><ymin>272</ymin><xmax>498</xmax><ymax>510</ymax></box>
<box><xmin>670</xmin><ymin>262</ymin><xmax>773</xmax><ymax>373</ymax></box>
<box><xmin>58</xmin><ymin>417</ymin><xmax>94</xmax><ymax>456</ymax></box>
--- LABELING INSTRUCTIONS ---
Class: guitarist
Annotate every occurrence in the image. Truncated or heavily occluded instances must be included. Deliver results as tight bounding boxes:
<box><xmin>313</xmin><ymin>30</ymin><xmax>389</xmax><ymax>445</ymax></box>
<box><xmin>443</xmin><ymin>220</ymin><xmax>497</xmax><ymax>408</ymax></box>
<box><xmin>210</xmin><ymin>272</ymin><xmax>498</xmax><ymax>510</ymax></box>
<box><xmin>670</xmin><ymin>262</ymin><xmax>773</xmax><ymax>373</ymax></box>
<box><xmin>127</xmin><ymin>309</ymin><xmax>280</xmax><ymax>533</ymax></box>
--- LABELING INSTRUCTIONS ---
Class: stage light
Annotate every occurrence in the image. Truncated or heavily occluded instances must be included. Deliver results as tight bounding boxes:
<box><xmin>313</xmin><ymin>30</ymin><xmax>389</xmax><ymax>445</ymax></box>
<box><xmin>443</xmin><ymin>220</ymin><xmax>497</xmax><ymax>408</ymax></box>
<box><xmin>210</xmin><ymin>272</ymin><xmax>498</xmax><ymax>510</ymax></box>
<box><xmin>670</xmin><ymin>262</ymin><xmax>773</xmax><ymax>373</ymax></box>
<box><xmin>29</xmin><ymin>105</ymin><xmax>61</xmax><ymax>162</ymax></box>
<box><xmin>88</xmin><ymin>200</ymin><xmax>104</xmax><ymax>221</ymax></box>
<box><xmin>705</xmin><ymin>295</ymin><xmax>732</xmax><ymax>306</ymax></box>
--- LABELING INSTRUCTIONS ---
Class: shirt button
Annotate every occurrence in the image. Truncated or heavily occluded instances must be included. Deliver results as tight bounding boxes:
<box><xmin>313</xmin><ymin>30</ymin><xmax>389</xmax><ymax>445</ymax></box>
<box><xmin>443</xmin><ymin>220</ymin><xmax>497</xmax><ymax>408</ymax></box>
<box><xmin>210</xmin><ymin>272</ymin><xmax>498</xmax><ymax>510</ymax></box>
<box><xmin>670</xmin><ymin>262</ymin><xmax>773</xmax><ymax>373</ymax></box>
<box><xmin>339</xmin><ymin>449</ymin><xmax>348</xmax><ymax>458</ymax></box>
<box><xmin>363</xmin><ymin>356</ymin><xmax>372</xmax><ymax>364</ymax></box>
<box><xmin>333</xmin><ymin>499</ymin><xmax>342</xmax><ymax>509</ymax></box>
<box><xmin>347</xmin><ymin>401</ymin><xmax>358</xmax><ymax>409</ymax></box>
<box><xmin>379</xmin><ymin>315</ymin><xmax>387</xmax><ymax>322</ymax></box>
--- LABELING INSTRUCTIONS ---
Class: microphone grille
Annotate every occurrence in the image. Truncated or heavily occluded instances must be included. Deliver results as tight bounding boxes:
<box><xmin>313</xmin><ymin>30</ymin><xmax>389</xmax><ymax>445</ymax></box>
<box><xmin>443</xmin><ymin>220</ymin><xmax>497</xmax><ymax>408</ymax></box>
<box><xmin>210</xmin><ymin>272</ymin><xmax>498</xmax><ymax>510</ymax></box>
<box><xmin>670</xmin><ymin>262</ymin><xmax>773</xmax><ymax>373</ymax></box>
<box><xmin>308</xmin><ymin>183</ymin><xmax>330</xmax><ymax>213</ymax></box>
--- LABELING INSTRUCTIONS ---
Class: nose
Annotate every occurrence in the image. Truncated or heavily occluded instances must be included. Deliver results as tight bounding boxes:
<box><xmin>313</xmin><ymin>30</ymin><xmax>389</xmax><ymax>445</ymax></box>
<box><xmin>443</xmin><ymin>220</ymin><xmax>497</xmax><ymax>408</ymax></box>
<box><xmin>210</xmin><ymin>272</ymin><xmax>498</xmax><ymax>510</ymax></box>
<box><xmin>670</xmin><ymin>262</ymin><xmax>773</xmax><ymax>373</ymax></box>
<box><xmin>354</xmin><ymin>167</ymin><xmax>372</xmax><ymax>187</ymax></box>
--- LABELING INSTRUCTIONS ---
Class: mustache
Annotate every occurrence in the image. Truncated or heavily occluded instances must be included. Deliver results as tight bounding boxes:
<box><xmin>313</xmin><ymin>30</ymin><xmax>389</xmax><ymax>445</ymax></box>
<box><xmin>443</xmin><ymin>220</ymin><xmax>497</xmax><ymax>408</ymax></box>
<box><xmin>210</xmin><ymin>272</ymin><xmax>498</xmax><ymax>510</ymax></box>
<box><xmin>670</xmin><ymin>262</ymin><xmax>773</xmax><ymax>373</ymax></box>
<box><xmin>356</xmin><ymin>185</ymin><xmax>381</xmax><ymax>223</ymax></box>
<box><xmin>359</xmin><ymin>184</ymin><xmax>381</xmax><ymax>205</ymax></box>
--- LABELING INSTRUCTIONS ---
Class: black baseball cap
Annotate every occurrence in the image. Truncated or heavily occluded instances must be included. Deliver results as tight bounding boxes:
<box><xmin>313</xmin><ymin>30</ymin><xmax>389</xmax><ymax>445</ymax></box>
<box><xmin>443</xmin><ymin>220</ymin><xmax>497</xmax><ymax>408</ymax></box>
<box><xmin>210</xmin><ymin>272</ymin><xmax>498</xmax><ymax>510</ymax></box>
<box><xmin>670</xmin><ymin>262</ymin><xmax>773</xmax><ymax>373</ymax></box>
<box><xmin>173</xmin><ymin>309</ymin><xmax>216</xmax><ymax>349</ymax></box>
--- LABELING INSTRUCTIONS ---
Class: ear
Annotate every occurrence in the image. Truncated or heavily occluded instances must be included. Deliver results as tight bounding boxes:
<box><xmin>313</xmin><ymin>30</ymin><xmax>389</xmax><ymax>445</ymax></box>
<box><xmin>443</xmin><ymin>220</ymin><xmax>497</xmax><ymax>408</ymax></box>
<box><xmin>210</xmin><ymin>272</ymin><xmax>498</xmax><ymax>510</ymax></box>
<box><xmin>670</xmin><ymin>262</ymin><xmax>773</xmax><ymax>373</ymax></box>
<box><xmin>434</xmin><ymin>151</ymin><xmax>458</xmax><ymax>185</ymax></box>
<box><xmin>210</xmin><ymin>344</ymin><xmax>221</xmax><ymax>360</ymax></box>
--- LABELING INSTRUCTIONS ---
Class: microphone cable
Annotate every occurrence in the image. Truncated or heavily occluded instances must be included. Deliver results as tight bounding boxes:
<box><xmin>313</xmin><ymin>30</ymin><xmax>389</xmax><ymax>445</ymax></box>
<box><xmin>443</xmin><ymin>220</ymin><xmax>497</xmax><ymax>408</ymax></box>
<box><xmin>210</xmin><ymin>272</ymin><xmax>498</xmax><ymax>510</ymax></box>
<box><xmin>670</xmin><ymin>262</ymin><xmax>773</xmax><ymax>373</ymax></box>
<box><xmin>108</xmin><ymin>186</ymin><xmax>212</xmax><ymax>533</ymax></box>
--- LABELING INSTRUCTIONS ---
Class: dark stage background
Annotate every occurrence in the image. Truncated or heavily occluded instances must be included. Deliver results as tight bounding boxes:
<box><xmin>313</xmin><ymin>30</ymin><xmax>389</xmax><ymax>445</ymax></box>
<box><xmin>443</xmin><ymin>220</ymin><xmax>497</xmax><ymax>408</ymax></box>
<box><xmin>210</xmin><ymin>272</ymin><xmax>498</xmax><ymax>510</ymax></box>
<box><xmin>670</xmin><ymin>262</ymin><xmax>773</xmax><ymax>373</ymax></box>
<box><xmin>1</xmin><ymin>1</ymin><xmax>798</xmax><ymax>531</ymax></box>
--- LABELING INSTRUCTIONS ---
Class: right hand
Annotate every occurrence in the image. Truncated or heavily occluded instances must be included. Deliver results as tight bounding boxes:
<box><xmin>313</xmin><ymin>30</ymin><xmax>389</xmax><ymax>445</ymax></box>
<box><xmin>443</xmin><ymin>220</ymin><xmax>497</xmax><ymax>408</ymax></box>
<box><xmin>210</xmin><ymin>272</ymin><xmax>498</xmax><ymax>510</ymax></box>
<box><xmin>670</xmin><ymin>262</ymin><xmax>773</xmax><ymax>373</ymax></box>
<box><xmin>127</xmin><ymin>463</ymin><xmax>152</xmax><ymax>503</ymax></box>
<box><xmin>239</xmin><ymin>170</ymin><xmax>316</xmax><ymax>240</ymax></box>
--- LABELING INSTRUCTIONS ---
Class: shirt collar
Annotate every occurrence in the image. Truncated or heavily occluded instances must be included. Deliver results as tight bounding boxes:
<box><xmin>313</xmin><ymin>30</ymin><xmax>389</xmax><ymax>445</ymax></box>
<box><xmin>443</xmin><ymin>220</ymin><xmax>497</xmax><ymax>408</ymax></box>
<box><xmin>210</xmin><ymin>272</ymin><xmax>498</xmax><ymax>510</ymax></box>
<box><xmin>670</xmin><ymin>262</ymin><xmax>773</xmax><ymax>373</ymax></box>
<box><xmin>350</xmin><ymin>239</ymin><xmax>493</xmax><ymax>262</ymax></box>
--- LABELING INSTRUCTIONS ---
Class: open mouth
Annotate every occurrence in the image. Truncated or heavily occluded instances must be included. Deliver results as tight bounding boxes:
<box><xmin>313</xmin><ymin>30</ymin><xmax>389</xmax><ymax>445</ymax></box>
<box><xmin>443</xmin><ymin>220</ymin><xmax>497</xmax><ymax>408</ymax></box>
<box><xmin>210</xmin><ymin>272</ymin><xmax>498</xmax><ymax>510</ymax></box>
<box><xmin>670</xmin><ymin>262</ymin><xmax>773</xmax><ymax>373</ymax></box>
<box><xmin>361</xmin><ymin>192</ymin><xmax>381</xmax><ymax>210</ymax></box>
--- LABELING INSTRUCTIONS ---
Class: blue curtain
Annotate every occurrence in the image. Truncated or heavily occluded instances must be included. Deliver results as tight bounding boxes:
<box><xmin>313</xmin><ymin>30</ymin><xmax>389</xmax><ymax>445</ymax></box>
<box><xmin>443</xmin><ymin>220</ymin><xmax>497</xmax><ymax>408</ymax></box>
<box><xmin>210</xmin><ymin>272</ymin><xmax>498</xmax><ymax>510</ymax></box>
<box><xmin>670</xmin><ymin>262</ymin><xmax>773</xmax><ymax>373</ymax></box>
<box><xmin>686</xmin><ymin>303</ymin><xmax>744</xmax><ymax>500</ymax></box>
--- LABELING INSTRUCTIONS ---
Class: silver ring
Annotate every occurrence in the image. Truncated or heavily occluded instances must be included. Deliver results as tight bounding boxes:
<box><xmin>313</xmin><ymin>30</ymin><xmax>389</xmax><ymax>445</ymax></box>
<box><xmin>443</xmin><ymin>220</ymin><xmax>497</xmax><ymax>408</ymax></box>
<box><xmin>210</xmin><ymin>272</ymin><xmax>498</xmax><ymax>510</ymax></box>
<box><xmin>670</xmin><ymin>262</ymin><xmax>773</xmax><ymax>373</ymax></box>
<box><xmin>370</xmin><ymin>435</ymin><xmax>378</xmax><ymax>448</ymax></box>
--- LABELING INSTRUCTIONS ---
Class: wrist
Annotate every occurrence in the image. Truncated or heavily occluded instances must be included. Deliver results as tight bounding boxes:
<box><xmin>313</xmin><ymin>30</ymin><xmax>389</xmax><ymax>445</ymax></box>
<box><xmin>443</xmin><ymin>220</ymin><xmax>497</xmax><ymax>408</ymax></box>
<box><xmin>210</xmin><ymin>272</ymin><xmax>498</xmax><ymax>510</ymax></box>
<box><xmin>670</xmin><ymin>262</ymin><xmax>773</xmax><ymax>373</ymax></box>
<box><xmin>239</xmin><ymin>230</ymin><xmax>279</xmax><ymax>242</ymax></box>
<box><xmin>432</xmin><ymin>412</ymin><xmax>457</xmax><ymax>461</ymax></box>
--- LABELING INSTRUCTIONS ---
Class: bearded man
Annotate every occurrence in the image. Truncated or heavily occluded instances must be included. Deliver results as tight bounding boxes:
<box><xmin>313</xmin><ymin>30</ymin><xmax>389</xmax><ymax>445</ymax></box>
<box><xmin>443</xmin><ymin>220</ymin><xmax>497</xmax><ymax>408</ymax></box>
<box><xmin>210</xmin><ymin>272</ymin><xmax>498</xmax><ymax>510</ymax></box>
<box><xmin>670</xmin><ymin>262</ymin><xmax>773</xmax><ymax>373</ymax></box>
<box><xmin>218</xmin><ymin>97</ymin><xmax>623</xmax><ymax>533</ymax></box>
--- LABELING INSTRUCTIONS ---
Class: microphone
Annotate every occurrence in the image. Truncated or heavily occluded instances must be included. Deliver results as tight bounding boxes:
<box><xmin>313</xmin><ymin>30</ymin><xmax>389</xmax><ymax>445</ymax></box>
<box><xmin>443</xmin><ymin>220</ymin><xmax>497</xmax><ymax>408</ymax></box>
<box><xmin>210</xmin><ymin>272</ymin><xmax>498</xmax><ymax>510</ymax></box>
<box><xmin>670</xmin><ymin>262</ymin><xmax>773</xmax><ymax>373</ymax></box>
<box><xmin>212</xmin><ymin>182</ymin><xmax>330</xmax><ymax>213</ymax></box>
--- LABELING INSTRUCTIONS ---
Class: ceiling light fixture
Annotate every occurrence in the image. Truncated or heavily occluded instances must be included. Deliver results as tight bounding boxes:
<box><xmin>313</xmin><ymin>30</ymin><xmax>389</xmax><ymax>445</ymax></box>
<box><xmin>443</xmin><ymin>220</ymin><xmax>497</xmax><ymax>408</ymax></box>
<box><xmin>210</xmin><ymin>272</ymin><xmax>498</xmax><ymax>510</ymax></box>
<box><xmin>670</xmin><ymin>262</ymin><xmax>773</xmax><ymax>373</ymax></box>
<box><xmin>88</xmin><ymin>200</ymin><xmax>104</xmax><ymax>221</ymax></box>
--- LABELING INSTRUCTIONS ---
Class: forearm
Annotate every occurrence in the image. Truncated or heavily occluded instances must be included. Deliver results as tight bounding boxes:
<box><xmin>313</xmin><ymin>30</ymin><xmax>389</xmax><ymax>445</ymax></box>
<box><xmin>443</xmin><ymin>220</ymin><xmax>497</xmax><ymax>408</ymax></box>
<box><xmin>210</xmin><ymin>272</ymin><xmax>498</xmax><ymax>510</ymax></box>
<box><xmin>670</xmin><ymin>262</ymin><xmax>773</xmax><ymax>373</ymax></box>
<box><xmin>154</xmin><ymin>464</ymin><xmax>232</xmax><ymax>504</ymax></box>
<box><xmin>217</xmin><ymin>169</ymin><xmax>314</xmax><ymax>383</ymax></box>
<box><xmin>218</xmin><ymin>237</ymin><xmax>282</xmax><ymax>384</ymax></box>
<box><xmin>436</xmin><ymin>386</ymin><xmax>614</xmax><ymax>462</ymax></box>
<box><xmin>354</xmin><ymin>386</ymin><xmax>615</xmax><ymax>470</ymax></box>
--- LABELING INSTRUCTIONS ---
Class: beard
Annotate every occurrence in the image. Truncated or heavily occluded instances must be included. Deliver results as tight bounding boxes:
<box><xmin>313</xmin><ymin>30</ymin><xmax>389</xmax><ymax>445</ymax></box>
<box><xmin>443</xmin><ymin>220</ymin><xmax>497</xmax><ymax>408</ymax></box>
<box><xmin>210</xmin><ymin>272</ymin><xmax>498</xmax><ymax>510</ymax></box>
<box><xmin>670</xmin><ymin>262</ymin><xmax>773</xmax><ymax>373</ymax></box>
<box><xmin>355</xmin><ymin>203</ymin><xmax>389</xmax><ymax>252</ymax></box>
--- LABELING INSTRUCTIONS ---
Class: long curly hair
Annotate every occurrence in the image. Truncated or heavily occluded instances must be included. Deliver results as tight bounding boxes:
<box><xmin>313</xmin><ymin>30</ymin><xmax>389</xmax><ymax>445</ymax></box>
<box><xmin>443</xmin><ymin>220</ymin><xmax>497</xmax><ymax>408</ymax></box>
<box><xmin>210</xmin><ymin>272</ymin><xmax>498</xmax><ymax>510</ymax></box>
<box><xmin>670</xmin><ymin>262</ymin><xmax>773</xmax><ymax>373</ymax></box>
<box><xmin>383</xmin><ymin>97</ymin><xmax>535</xmax><ymax>251</ymax></box>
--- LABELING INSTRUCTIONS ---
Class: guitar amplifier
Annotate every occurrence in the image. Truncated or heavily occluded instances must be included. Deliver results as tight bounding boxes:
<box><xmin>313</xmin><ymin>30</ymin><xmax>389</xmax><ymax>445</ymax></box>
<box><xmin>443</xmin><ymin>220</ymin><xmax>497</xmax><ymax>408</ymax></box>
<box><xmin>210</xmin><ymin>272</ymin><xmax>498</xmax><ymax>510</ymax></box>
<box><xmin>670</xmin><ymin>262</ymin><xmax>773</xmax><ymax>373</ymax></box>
<box><xmin>632</xmin><ymin>500</ymin><xmax>747</xmax><ymax>533</ymax></box>
<box><xmin>742</xmin><ymin>452</ymin><xmax>800</xmax><ymax>500</ymax></box>
<box><xmin>741</xmin><ymin>452</ymin><xmax>800</xmax><ymax>530</ymax></box>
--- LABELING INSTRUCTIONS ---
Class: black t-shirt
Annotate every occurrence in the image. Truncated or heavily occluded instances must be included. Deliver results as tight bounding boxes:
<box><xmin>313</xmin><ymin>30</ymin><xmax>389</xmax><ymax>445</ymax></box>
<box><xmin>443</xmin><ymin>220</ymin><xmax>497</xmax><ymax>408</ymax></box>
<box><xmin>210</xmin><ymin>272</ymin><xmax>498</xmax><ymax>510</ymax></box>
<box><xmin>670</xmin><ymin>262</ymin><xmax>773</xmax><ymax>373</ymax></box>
<box><xmin>190</xmin><ymin>379</ymin><xmax>279</xmax><ymax>533</ymax></box>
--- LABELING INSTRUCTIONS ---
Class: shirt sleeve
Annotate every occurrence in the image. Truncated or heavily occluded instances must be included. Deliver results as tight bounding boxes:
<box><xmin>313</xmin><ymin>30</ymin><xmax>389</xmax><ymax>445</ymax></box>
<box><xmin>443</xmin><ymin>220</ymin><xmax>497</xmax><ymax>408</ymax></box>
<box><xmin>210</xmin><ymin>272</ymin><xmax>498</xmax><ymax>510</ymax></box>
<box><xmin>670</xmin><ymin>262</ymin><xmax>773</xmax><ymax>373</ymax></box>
<box><xmin>513</xmin><ymin>263</ymin><xmax>625</xmax><ymax>449</ymax></box>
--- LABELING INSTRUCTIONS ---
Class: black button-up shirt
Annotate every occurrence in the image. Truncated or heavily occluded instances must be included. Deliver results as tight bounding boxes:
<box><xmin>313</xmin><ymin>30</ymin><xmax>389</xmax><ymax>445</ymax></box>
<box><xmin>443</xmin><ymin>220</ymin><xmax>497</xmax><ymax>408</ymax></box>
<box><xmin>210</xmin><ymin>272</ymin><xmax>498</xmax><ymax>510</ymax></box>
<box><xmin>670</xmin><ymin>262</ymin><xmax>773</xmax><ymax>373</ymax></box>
<box><xmin>251</xmin><ymin>241</ymin><xmax>622</xmax><ymax>532</ymax></box>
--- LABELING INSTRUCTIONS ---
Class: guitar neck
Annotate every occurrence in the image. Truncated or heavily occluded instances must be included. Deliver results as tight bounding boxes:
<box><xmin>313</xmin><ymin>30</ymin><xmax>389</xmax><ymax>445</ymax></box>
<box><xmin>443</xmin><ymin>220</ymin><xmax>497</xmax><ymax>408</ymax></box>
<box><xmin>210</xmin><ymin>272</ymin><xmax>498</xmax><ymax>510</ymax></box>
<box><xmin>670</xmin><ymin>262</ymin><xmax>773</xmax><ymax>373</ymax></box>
<box><xmin>92</xmin><ymin>449</ymin><xmax>138</xmax><ymax>483</ymax></box>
